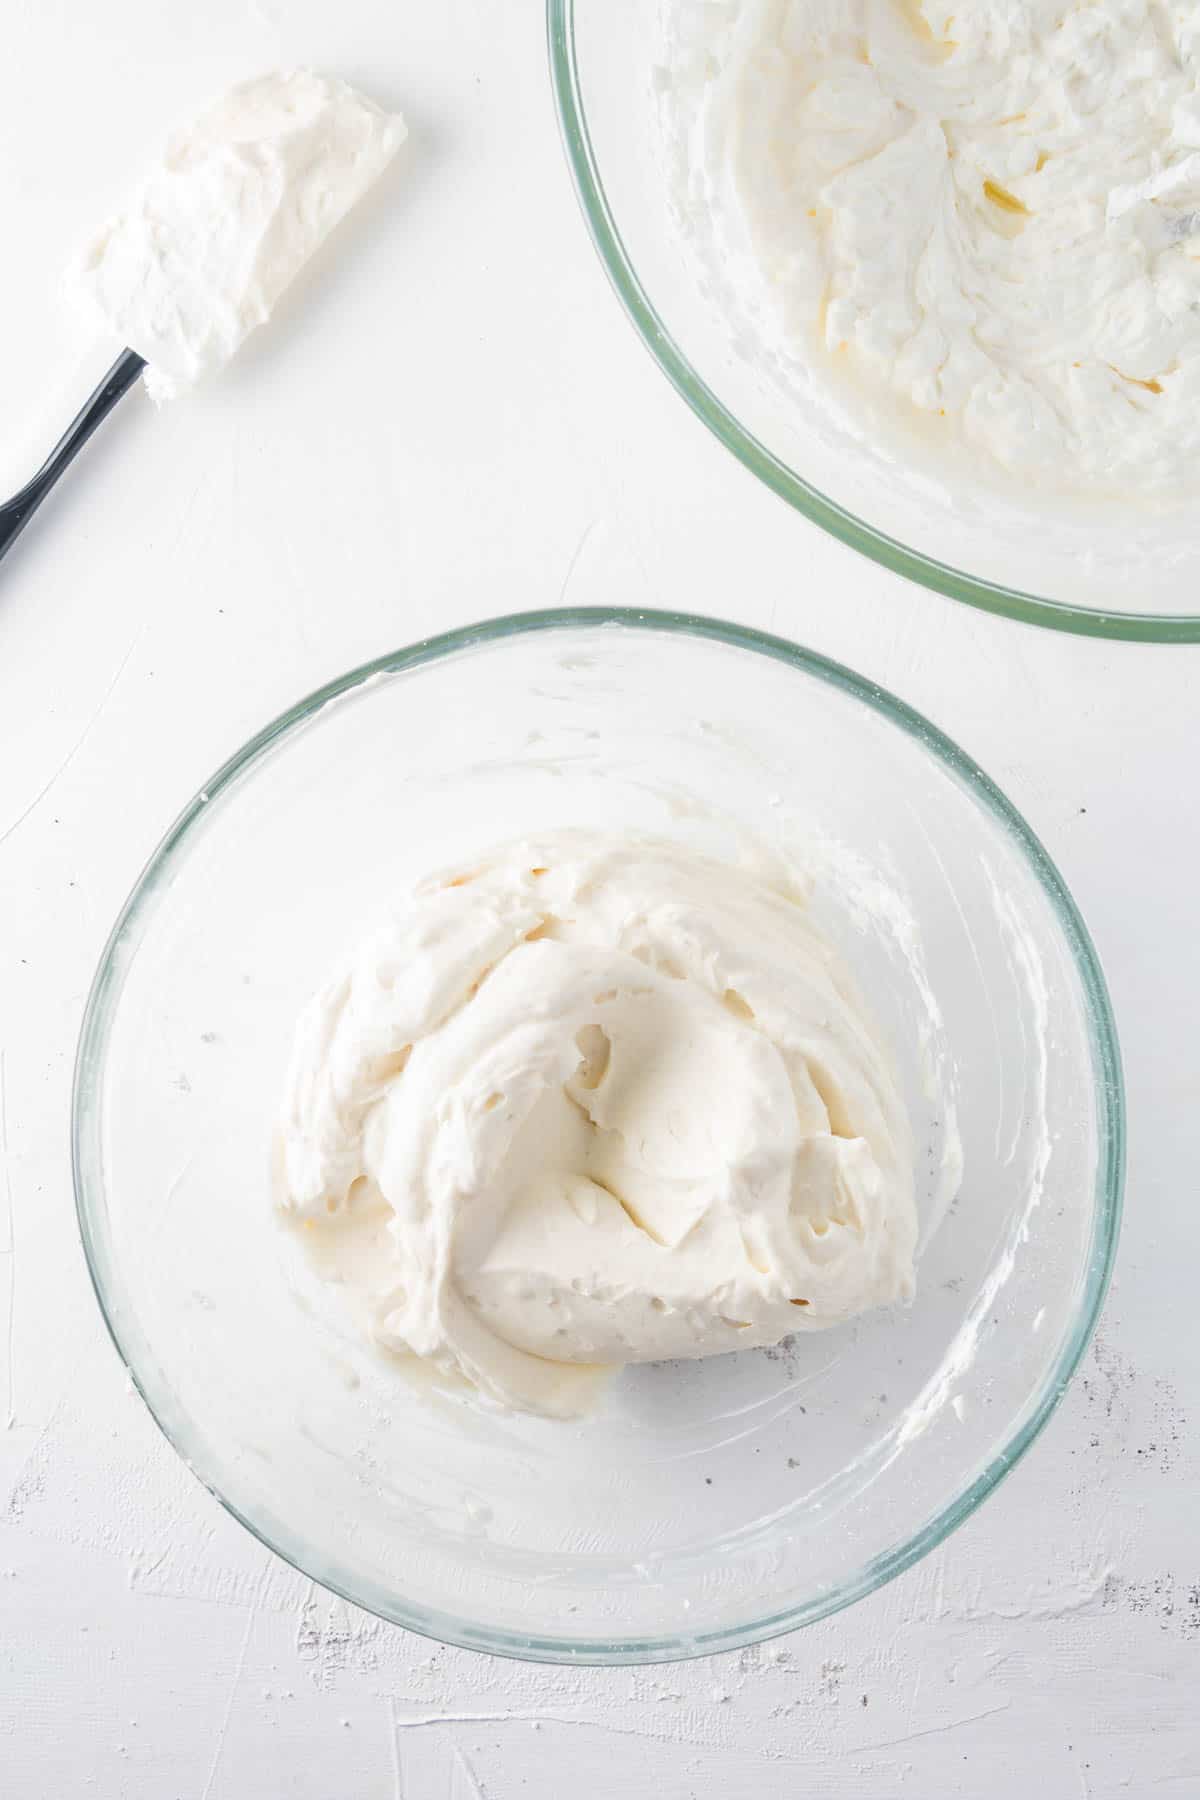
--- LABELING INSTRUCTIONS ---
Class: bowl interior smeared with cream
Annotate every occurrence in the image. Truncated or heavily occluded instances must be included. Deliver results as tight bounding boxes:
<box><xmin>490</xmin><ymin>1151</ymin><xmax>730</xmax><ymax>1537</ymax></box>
<box><xmin>551</xmin><ymin>0</ymin><xmax>1200</xmax><ymax>639</ymax></box>
<box><xmin>74</xmin><ymin>613</ymin><xmax>1121</xmax><ymax>1662</ymax></box>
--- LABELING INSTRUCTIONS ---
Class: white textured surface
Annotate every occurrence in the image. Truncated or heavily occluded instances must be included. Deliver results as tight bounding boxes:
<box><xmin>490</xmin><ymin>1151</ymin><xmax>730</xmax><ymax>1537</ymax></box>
<box><xmin>0</xmin><ymin>3</ymin><xmax>1195</xmax><ymax>1795</ymax></box>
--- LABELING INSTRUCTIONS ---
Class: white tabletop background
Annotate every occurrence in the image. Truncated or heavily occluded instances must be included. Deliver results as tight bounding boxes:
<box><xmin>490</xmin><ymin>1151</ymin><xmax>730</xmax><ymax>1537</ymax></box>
<box><xmin>1</xmin><ymin>4</ymin><xmax>1196</xmax><ymax>1795</ymax></box>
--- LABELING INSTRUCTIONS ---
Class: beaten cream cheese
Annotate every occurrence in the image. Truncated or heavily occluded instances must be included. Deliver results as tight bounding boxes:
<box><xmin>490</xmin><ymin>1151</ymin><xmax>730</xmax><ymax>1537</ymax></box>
<box><xmin>662</xmin><ymin>0</ymin><xmax>1200</xmax><ymax>490</ymax></box>
<box><xmin>72</xmin><ymin>71</ymin><xmax>405</xmax><ymax>401</ymax></box>
<box><xmin>275</xmin><ymin>833</ymin><xmax>916</xmax><ymax>1418</ymax></box>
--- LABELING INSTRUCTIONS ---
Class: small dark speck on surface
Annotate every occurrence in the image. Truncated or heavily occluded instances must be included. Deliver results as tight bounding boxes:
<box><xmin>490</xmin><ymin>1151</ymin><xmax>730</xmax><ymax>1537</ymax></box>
<box><xmin>200</xmin><ymin>1031</ymin><xmax>219</xmax><ymax>1044</ymax></box>
<box><xmin>787</xmin><ymin>1456</ymin><xmax>799</xmax><ymax>1469</ymax></box>
<box><xmin>861</xmin><ymin>1694</ymin><xmax>868</xmax><ymax>1707</ymax></box>
<box><xmin>705</xmin><ymin>1477</ymin><xmax>712</xmax><ymax>1485</ymax></box>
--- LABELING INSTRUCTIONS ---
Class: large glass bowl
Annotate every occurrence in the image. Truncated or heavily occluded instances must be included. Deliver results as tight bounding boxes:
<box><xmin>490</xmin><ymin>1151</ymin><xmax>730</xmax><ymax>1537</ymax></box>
<box><xmin>73</xmin><ymin>611</ymin><xmax>1122</xmax><ymax>1664</ymax></box>
<box><xmin>549</xmin><ymin>1</ymin><xmax>1200</xmax><ymax>643</ymax></box>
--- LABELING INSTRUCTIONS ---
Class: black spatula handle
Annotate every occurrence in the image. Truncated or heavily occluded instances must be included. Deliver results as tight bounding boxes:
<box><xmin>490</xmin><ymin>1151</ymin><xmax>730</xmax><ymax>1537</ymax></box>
<box><xmin>0</xmin><ymin>348</ymin><xmax>146</xmax><ymax>568</ymax></box>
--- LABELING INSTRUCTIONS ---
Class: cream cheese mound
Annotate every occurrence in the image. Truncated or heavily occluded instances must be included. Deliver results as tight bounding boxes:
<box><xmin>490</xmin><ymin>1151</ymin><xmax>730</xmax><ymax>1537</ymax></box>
<box><xmin>72</xmin><ymin>71</ymin><xmax>405</xmax><ymax>401</ymax></box>
<box><xmin>662</xmin><ymin>0</ymin><xmax>1200</xmax><ymax>490</ymax></box>
<box><xmin>275</xmin><ymin>833</ymin><xmax>916</xmax><ymax>1418</ymax></box>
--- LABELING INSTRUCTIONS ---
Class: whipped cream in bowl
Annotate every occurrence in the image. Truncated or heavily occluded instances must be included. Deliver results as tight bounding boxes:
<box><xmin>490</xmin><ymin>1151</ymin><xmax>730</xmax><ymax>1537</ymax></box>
<box><xmin>552</xmin><ymin>0</ymin><xmax>1200</xmax><ymax>634</ymax></box>
<box><xmin>74</xmin><ymin>614</ymin><xmax>1120</xmax><ymax>1659</ymax></box>
<box><xmin>276</xmin><ymin>832</ymin><xmax>918</xmax><ymax>1419</ymax></box>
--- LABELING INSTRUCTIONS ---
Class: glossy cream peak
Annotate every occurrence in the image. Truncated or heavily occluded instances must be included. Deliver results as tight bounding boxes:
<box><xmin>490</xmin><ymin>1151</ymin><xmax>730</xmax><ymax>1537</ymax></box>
<box><xmin>276</xmin><ymin>833</ymin><xmax>917</xmax><ymax>1417</ymax></box>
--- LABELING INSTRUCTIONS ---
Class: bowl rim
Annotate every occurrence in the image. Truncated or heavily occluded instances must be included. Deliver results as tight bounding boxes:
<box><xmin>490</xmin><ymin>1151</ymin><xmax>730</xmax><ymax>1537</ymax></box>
<box><xmin>72</xmin><ymin>606</ymin><xmax>1125</xmax><ymax>1666</ymax></box>
<box><xmin>546</xmin><ymin>0</ymin><xmax>1200</xmax><ymax>645</ymax></box>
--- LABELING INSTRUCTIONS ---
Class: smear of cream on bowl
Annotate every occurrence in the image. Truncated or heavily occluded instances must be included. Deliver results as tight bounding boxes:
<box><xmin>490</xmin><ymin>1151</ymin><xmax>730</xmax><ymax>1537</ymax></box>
<box><xmin>658</xmin><ymin>0</ymin><xmax>1200</xmax><ymax>495</ymax></box>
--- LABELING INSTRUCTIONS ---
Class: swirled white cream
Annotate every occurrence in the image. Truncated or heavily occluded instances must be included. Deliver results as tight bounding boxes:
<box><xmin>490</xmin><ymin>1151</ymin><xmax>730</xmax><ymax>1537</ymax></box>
<box><xmin>72</xmin><ymin>71</ymin><xmax>405</xmax><ymax>401</ymax></box>
<box><xmin>661</xmin><ymin>0</ymin><xmax>1200</xmax><ymax>490</ymax></box>
<box><xmin>275</xmin><ymin>833</ymin><xmax>916</xmax><ymax>1418</ymax></box>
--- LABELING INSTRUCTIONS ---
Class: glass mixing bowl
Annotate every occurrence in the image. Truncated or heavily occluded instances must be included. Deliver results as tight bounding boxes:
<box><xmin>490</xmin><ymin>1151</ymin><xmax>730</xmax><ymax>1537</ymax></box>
<box><xmin>73</xmin><ymin>611</ymin><xmax>1122</xmax><ymax>1664</ymax></box>
<box><xmin>549</xmin><ymin>1</ymin><xmax>1200</xmax><ymax>643</ymax></box>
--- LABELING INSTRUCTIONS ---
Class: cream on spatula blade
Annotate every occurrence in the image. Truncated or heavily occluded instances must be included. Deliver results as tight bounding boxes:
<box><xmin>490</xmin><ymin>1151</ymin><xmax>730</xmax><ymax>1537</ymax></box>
<box><xmin>0</xmin><ymin>71</ymin><xmax>405</xmax><ymax>566</ymax></box>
